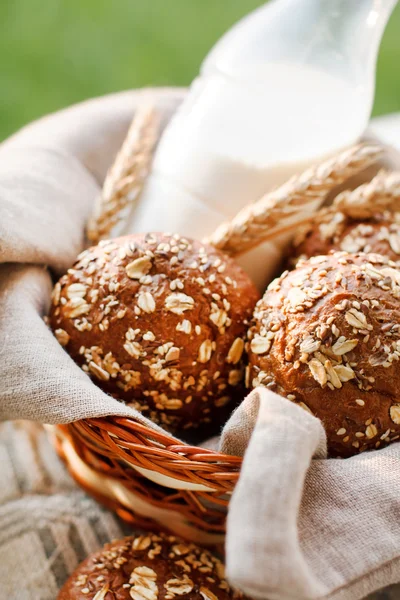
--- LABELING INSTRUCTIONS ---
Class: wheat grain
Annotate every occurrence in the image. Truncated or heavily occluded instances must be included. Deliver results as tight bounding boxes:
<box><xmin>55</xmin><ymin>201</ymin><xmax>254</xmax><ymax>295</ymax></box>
<box><xmin>206</xmin><ymin>144</ymin><xmax>383</xmax><ymax>256</ymax></box>
<box><xmin>333</xmin><ymin>169</ymin><xmax>400</xmax><ymax>218</ymax></box>
<box><xmin>87</xmin><ymin>104</ymin><xmax>159</xmax><ymax>243</ymax></box>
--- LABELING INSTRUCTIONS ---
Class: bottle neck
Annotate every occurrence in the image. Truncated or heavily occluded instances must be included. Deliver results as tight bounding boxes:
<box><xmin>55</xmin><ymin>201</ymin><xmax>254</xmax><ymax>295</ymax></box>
<box><xmin>203</xmin><ymin>0</ymin><xmax>397</xmax><ymax>87</ymax></box>
<box><xmin>302</xmin><ymin>0</ymin><xmax>397</xmax><ymax>83</ymax></box>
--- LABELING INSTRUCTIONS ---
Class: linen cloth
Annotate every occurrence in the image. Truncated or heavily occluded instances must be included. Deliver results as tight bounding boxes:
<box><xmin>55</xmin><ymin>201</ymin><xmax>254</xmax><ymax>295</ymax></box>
<box><xmin>1</xmin><ymin>88</ymin><xmax>400</xmax><ymax>599</ymax></box>
<box><xmin>0</xmin><ymin>421</ymin><xmax>137</xmax><ymax>600</ymax></box>
<box><xmin>221</xmin><ymin>390</ymin><xmax>400</xmax><ymax>600</ymax></box>
<box><xmin>1</xmin><ymin>421</ymin><xmax>397</xmax><ymax>600</ymax></box>
<box><xmin>0</xmin><ymin>88</ymin><xmax>184</xmax><ymax>424</ymax></box>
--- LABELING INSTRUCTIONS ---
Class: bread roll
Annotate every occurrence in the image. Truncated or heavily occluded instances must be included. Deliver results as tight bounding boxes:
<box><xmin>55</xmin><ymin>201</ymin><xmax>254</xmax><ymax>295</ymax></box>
<box><xmin>248</xmin><ymin>252</ymin><xmax>400</xmax><ymax>457</ymax></box>
<box><xmin>50</xmin><ymin>233</ymin><xmax>259</xmax><ymax>431</ymax></box>
<box><xmin>57</xmin><ymin>531</ymin><xmax>250</xmax><ymax>600</ymax></box>
<box><xmin>290</xmin><ymin>211</ymin><xmax>400</xmax><ymax>267</ymax></box>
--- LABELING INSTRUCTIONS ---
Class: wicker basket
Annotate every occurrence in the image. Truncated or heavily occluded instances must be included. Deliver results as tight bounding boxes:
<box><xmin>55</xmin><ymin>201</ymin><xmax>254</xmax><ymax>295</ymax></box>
<box><xmin>48</xmin><ymin>98</ymin><xmax>388</xmax><ymax>545</ymax></box>
<box><xmin>50</xmin><ymin>418</ymin><xmax>241</xmax><ymax>545</ymax></box>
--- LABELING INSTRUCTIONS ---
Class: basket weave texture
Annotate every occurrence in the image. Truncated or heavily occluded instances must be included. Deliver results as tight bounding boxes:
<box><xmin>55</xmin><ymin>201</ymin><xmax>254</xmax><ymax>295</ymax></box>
<box><xmin>54</xmin><ymin>417</ymin><xmax>241</xmax><ymax>542</ymax></box>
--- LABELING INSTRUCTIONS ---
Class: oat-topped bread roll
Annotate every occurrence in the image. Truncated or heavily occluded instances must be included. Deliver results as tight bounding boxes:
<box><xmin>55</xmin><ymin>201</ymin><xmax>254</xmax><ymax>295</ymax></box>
<box><xmin>289</xmin><ymin>210</ymin><xmax>400</xmax><ymax>267</ymax></box>
<box><xmin>247</xmin><ymin>252</ymin><xmax>400</xmax><ymax>457</ymax></box>
<box><xmin>58</xmin><ymin>531</ymin><xmax>249</xmax><ymax>600</ymax></box>
<box><xmin>49</xmin><ymin>233</ymin><xmax>259</xmax><ymax>431</ymax></box>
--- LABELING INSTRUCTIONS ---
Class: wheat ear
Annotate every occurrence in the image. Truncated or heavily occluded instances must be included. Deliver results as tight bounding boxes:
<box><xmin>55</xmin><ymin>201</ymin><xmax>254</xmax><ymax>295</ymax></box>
<box><xmin>333</xmin><ymin>169</ymin><xmax>400</xmax><ymax>218</ymax></box>
<box><xmin>87</xmin><ymin>104</ymin><xmax>160</xmax><ymax>243</ymax></box>
<box><xmin>206</xmin><ymin>144</ymin><xmax>383</xmax><ymax>256</ymax></box>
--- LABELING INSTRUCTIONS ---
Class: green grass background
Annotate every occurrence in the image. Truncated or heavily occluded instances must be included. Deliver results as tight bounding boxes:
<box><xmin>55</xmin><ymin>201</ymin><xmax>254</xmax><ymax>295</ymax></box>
<box><xmin>1</xmin><ymin>0</ymin><xmax>399</xmax><ymax>141</ymax></box>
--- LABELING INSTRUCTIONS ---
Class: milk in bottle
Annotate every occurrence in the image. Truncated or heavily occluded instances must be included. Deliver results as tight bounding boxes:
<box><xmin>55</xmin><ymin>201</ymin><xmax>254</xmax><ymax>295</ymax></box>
<box><xmin>124</xmin><ymin>0</ymin><xmax>394</xmax><ymax>288</ymax></box>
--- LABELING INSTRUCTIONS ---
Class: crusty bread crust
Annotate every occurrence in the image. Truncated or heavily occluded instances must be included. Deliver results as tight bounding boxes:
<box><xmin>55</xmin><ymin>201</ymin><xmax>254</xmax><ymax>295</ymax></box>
<box><xmin>248</xmin><ymin>252</ymin><xmax>400</xmax><ymax>457</ymax></box>
<box><xmin>290</xmin><ymin>211</ymin><xmax>400</xmax><ymax>267</ymax></box>
<box><xmin>50</xmin><ymin>233</ymin><xmax>259</xmax><ymax>431</ymax></box>
<box><xmin>57</xmin><ymin>531</ymin><xmax>249</xmax><ymax>600</ymax></box>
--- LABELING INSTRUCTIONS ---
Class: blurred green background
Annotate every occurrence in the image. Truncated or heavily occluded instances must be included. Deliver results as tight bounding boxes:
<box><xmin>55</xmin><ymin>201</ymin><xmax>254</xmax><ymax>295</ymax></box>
<box><xmin>1</xmin><ymin>0</ymin><xmax>399</xmax><ymax>141</ymax></box>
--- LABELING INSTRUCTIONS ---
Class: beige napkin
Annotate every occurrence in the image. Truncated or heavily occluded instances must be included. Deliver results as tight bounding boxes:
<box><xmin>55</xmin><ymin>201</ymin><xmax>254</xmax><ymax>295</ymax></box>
<box><xmin>221</xmin><ymin>390</ymin><xmax>400</xmax><ymax>600</ymax></box>
<box><xmin>0</xmin><ymin>421</ymin><xmax>131</xmax><ymax>600</ymax></box>
<box><xmin>1</xmin><ymin>88</ymin><xmax>400</xmax><ymax>600</ymax></box>
<box><xmin>0</xmin><ymin>88</ymin><xmax>183</xmax><ymax>424</ymax></box>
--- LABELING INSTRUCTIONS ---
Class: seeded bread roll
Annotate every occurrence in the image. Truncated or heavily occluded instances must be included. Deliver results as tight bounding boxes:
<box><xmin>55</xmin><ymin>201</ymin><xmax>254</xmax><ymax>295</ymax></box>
<box><xmin>57</xmin><ymin>531</ymin><xmax>249</xmax><ymax>600</ymax></box>
<box><xmin>49</xmin><ymin>233</ymin><xmax>259</xmax><ymax>431</ymax></box>
<box><xmin>289</xmin><ymin>211</ymin><xmax>400</xmax><ymax>267</ymax></box>
<box><xmin>247</xmin><ymin>252</ymin><xmax>400</xmax><ymax>457</ymax></box>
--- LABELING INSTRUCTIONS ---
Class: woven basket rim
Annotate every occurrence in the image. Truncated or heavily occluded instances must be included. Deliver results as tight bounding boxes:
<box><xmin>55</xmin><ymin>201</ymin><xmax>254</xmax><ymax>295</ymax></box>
<box><xmin>68</xmin><ymin>415</ymin><xmax>242</xmax><ymax>490</ymax></box>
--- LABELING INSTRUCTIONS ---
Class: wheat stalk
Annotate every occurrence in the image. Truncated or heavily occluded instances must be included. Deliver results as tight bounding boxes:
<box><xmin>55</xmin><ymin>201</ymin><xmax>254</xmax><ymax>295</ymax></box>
<box><xmin>286</xmin><ymin>169</ymin><xmax>400</xmax><ymax>243</ymax></box>
<box><xmin>206</xmin><ymin>144</ymin><xmax>383</xmax><ymax>256</ymax></box>
<box><xmin>333</xmin><ymin>169</ymin><xmax>400</xmax><ymax>218</ymax></box>
<box><xmin>87</xmin><ymin>104</ymin><xmax>160</xmax><ymax>243</ymax></box>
